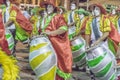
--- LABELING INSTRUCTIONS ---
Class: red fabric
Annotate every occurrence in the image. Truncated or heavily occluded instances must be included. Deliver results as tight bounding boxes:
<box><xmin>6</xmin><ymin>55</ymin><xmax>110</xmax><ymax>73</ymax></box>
<box><xmin>40</xmin><ymin>0</ymin><xmax>56</xmax><ymax>8</ymax></box>
<box><xmin>11</xmin><ymin>5</ymin><xmax>33</xmax><ymax>34</ymax></box>
<box><xmin>109</xmin><ymin>22</ymin><xmax>120</xmax><ymax>45</ymax></box>
<box><xmin>0</xmin><ymin>13</ymin><xmax>11</xmax><ymax>55</ymax></box>
<box><xmin>0</xmin><ymin>0</ymin><xmax>3</xmax><ymax>4</ymax></box>
<box><xmin>80</xmin><ymin>17</ymin><xmax>89</xmax><ymax>39</ymax></box>
<box><xmin>45</xmin><ymin>14</ymin><xmax>72</xmax><ymax>75</ymax></box>
<box><xmin>55</xmin><ymin>74</ymin><xmax>64</xmax><ymax>80</ymax></box>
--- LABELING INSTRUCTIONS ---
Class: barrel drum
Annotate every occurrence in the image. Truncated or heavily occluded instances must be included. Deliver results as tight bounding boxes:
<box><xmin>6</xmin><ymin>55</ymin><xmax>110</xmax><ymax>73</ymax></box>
<box><xmin>29</xmin><ymin>36</ymin><xmax>57</xmax><ymax>80</ymax></box>
<box><xmin>68</xmin><ymin>26</ymin><xmax>76</xmax><ymax>40</ymax></box>
<box><xmin>71</xmin><ymin>37</ymin><xmax>86</xmax><ymax>67</ymax></box>
<box><xmin>5</xmin><ymin>29</ymin><xmax>15</xmax><ymax>53</ymax></box>
<box><xmin>86</xmin><ymin>45</ymin><xmax>116</xmax><ymax>80</ymax></box>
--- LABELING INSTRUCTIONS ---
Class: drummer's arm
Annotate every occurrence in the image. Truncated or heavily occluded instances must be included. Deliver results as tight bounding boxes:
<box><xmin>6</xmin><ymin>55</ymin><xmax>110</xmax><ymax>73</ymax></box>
<box><xmin>85</xmin><ymin>34</ymin><xmax>91</xmax><ymax>48</ymax></box>
<box><xmin>45</xmin><ymin>26</ymin><xmax>68</xmax><ymax>36</ymax></box>
<box><xmin>92</xmin><ymin>32</ymin><xmax>109</xmax><ymax>46</ymax></box>
<box><xmin>4</xmin><ymin>20</ymin><xmax>14</xmax><ymax>27</ymax></box>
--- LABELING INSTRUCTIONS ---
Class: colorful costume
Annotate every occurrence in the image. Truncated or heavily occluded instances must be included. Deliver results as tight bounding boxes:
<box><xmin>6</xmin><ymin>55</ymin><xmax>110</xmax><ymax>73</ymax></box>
<box><xmin>0</xmin><ymin>9</ymin><xmax>19</xmax><ymax>80</ymax></box>
<box><xmin>9</xmin><ymin>4</ymin><xmax>33</xmax><ymax>42</ymax></box>
<box><xmin>66</xmin><ymin>9</ymin><xmax>79</xmax><ymax>40</ymax></box>
<box><xmin>30</xmin><ymin>7</ymin><xmax>40</xmax><ymax>36</ymax></box>
<box><xmin>75</xmin><ymin>8</ymin><xmax>90</xmax><ymax>39</ymax></box>
<box><xmin>40</xmin><ymin>0</ymin><xmax>73</xmax><ymax>79</ymax></box>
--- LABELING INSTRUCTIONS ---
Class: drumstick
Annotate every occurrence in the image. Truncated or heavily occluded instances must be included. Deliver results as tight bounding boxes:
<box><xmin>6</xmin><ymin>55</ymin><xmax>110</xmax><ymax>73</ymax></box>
<box><xmin>70</xmin><ymin>30</ymin><xmax>85</xmax><ymax>41</ymax></box>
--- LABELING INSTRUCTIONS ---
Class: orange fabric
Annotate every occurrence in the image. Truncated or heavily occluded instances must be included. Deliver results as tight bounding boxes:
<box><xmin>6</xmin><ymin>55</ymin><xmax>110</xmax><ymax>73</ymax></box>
<box><xmin>109</xmin><ymin>22</ymin><xmax>120</xmax><ymax>45</ymax></box>
<box><xmin>45</xmin><ymin>14</ymin><xmax>72</xmax><ymax>73</ymax></box>
<box><xmin>0</xmin><ymin>13</ymin><xmax>11</xmax><ymax>55</ymax></box>
<box><xmin>80</xmin><ymin>17</ymin><xmax>89</xmax><ymax>39</ymax></box>
<box><xmin>11</xmin><ymin>5</ymin><xmax>33</xmax><ymax>34</ymax></box>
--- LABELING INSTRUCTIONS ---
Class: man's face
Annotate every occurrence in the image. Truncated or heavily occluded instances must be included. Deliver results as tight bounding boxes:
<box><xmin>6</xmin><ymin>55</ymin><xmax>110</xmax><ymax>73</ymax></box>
<box><xmin>70</xmin><ymin>3</ymin><xmax>76</xmax><ymax>10</ymax></box>
<box><xmin>47</xmin><ymin>4</ymin><xmax>54</xmax><ymax>14</ymax></box>
<box><xmin>59</xmin><ymin>8</ymin><xmax>63</xmax><ymax>14</ymax></box>
<box><xmin>92</xmin><ymin>6</ymin><xmax>101</xmax><ymax>16</ymax></box>
<box><xmin>111</xmin><ymin>9</ymin><xmax>116</xmax><ymax>15</ymax></box>
<box><xmin>6</xmin><ymin>0</ymin><xmax>10</xmax><ymax>7</ymax></box>
<box><xmin>78</xmin><ymin>14</ymin><xmax>84</xmax><ymax>20</ymax></box>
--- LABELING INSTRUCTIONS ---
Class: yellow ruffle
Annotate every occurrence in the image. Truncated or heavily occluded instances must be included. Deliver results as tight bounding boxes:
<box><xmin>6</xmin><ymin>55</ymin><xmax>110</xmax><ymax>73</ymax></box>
<box><xmin>0</xmin><ymin>50</ymin><xmax>20</xmax><ymax>80</ymax></box>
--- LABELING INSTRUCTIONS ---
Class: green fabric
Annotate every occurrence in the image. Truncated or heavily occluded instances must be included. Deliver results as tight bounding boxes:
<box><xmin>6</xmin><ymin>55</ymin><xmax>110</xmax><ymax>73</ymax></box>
<box><xmin>0</xmin><ymin>5</ymin><xmax>6</xmax><ymax>9</ymax></box>
<box><xmin>71</xmin><ymin>43</ymin><xmax>84</xmax><ymax>51</ymax></box>
<box><xmin>88</xmin><ymin>52</ymin><xmax>106</xmax><ymax>67</ymax></box>
<box><xmin>6</xmin><ymin>34</ymin><xmax>11</xmax><ymax>39</ymax></box>
<box><xmin>59</xmin><ymin>26</ymin><xmax>68</xmax><ymax>31</ymax></box>
<box><xmin>73</xmin><ymin>52</ymin><xmax>86</xmax><ymax>62</ymax></box>
<box><xmin>108</xmin><ymin>39</ymin><xmax>116</xmax><ymax>55</ymax></box>
<box><xmin>42</xmin><ymin>13</ymin><xmax>56</xmax><ymax>32</ymax></box>
<box><xmin>56</xmin><ymin>68</ymin><xmax>71</xmax><ymax>79</ymax></box>
<box><xmin>69</xmin><ymin>32</ymin><xmax>75</xmax><ymax>40</ymax></box>
<box><xmin>95</xmin><ymin>61</ymin><xmax>112</xmax><ymax>77</ymax></box>
<box><xmin>75</xmin><ymin>8</ymin><xmax>89</xmax><ymax>16</ymax></box>
<box><xmin>31</xmin><ymin>7</ymin><xmax>39</xmax><ymax>15</ymax></box>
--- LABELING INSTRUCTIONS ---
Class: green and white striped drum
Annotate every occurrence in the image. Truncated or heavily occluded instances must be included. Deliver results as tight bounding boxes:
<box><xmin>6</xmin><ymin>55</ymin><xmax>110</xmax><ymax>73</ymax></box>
<box><xmin>68</xmin><ymin>26</ymin><xmax>76</xmax><ymax>40</ymax></box>
<box><xmin>5</xmin><ymin>29</ymin><xmax>15</xmax><ymax>53</ymax></box>
<box><xmin>29</xmin><ymin>35</ymin><xmax>57</xmax><ymax>80</ymax></box>
<box><xmin>71</xmin><ymin>36</ymin><xmax>86</xmax><ymax>67</ymax></box>
<box><xmin>86</xmin><ymin>44</ymin><xmax>116</xmax><ymax>80</ymax></box>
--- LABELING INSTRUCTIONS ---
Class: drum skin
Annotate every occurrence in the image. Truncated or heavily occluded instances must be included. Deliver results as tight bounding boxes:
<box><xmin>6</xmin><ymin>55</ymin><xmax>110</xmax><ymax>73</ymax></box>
<box><xmin>86</xmin><ymin>45</ymin><xmax>116</xmax><ymax>80</ymax></box>
<box><xmin>29</xmin><ymin>36</ymin><xmax>57</xmax><ymax>80</ymax></box>
<box><xmin>5</xmin><ymin>29</ymin><xmax>15</xmax><ymax>53</ymax></box>
<box><xmin>71</xmin><ymin>36</ymin><xmax>86</xmax><ymax>67</ymax></box>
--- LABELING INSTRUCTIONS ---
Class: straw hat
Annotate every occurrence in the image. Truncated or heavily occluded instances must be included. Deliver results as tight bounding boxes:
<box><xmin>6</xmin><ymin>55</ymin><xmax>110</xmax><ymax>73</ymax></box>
<box><xmin>40</xmin><ymin>0</ymin><xmax>59</xmax><ymax>11</ymax></box>
<box><xmin>89</xmin><ymin>4</ymin><xmax>107</xmax><ymax>15</ymax></box>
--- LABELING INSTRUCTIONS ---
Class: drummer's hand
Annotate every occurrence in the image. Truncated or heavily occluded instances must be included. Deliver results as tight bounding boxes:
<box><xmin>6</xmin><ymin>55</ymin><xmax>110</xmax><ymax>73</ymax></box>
<box><xmin>91</xmin><ymin>40</ymin><xmax>100</xmax><ymax>47</ymax></box>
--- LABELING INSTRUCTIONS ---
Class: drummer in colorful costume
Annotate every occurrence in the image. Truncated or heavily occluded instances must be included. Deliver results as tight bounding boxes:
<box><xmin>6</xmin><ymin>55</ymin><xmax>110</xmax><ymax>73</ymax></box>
<box><xmin>4</xmin><ymin>0</ymin><xmax>33</xmax><ymax>42</ymax></box>
<box><xmin>108</xmin><ymin>7</ymin><xmax>120</xmax><ymax>59</ymax></box>
<box><xmin>58</xmin><ymin>6</ymin><xmax>67</xmax><ymax>21</ymax></box>
<box><xmin>85</xmin><ymin>4</ymin><xmax>120</xmax><ymax>62</ymax></box>
<box><xmin>40</xmin><ymin>0</ymin><xmax>72</xmax><ymax>80</ymax></box>
<box><xmin>66</xmin><ymin>1</ymin><xmax>79</xmax><ymax>40</ymax></box>
<box><xmin>0</xmin><ymin>0</ymin><xmax>19</xmax><ymax>79</ymax></box>
<box><xmin>75</xmin><ymin>8</ymin><xmax>89</xmax><ymax>39</ymax></box>
<box><xmin>30</xmin><ymin>7</ymin><xmax>41</xmax><ymax>36</ymax></box>
<box><xmin>84</xmin><ymin>4</ymin><xmax>119</xmax><ymax>80</ymax></box>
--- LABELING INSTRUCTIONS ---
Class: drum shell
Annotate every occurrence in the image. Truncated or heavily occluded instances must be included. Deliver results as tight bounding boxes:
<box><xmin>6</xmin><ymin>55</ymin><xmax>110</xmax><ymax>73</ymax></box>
<box><xmin>71</xmin><ymin>37</ymin><xmax>86</xmax><ymax>67</ymax></box>
<box><xmin>5</xmin><ymin>29</ymin><xmax>15</xmax><ymax>53</ymax></box>
<box><xmin>29</xmin><ymin>36</ymin><xmax>57</xmax><ymax>80</ymax></box>
<box><xmin>68</xmin><ymin>26</ymin><xmax>76</xmax><ymax>40</ymax></box>
<box><xmin>86</xmin><ymin>45</ymin><xmax>116</xmax><ymax>80</ymax></box>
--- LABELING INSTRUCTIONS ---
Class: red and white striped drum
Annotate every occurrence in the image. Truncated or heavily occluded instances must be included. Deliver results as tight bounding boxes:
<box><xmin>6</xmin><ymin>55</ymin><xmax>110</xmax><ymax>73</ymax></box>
<box><xmin>29</xmin><ymin>35</ymin><xmax>57</xmax><ymax>80</ymax></box>
<box><xmin>86</xmin><ymin>44</ymin><xmax>117</xmax><ymax>80</ymax></box>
